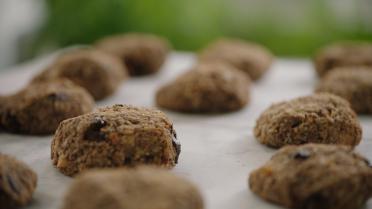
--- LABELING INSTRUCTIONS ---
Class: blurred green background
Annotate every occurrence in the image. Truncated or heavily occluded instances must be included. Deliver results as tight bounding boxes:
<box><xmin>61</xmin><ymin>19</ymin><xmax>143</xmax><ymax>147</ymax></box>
<box><xmin>25</xmin><ymin>0</ymin><xmax>372</xmax><ymax>58</ymax></box>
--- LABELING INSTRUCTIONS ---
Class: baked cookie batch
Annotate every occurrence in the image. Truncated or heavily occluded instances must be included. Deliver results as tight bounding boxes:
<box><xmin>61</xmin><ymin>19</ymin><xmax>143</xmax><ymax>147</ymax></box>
<box><xmin>1</xmin><ymin>35</ymin><xmax>372</xmax><ymax>209</ymax></box>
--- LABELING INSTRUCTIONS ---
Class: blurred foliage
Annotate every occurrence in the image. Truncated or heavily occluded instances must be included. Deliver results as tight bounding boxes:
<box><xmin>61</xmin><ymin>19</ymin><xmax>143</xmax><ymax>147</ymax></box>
<box><xmin>30</xmin><ymin>0</ymin><xmax>372</xmax><ymax>57</ymax></box>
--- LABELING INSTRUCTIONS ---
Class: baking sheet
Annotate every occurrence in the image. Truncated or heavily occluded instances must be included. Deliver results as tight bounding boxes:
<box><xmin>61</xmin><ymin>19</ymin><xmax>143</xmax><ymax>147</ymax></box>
<box><xmin>0</xmin><ymin>52</ymin><xmax>371</xmax><ymax>209</ymax></box>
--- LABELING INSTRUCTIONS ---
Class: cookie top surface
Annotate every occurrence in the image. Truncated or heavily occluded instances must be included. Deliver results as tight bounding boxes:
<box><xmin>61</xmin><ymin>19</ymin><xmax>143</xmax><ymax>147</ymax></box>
<box><xmin>156</xmin><ymin>62</ymin><xmax>250</xmax><ymax>113</ymax></box>
<box><xmin>61</xmin><ymin>166</ymin><xmax>203</xmax><ymax>209</ymax></box>
<box><xmin>254</xmin><ymin>93</ymin><xmax>362</xmax><ymax>148</ymax></box>
<box><xmin>0</xmin><ymin>153</ymin><xmax>37</xmax><ymax>208</ymax></box>
<box><xmin>249</xmin><ymin>144</ymin><xmax>372</xmax><ymax>209</ymax></box>
<box><xmin>199</xmin><ymin>38</ymin><xmax>273</xmax><ymax>80</ymax></box>
<box><xmin>314</xmin><ymin>42</ymin><xmax>372</xmax><ymax>76</ymax></box>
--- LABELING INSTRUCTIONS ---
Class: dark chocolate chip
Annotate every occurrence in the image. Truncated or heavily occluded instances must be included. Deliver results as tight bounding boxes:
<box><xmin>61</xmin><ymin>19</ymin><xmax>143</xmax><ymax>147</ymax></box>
<box><xmin>84</xmin><ymin>116</ymin><xmax>107</xmax><ymax>141</ymax></box>
<box><xmin>170</xmin><ymin>126</ymin><xmax>181</xmax><ymax>164</ymax></box>
<box><xmin>302</xmin><ymin>192</ymin><xmax>329</xmax><ymax>209</ymax></box>
<box><xmin>3</xmin><ymin>112</ymin><xmax>20</xmax><ymax>132</ymax></box>
<box><xmin>363</xmin><ymin>158</ymin><xmax>371</xmax><ymax>167</ymax></box>
<box><xmin>47</xmin><ymin>92</ymin><xmax>69</xmax><ymax>101</ymax></box>
<box><xmin>6</xmin><ymin>174</ymin><xmax>20</xmax><ymax>195</ymax></box>
<box><xmin>293</xmin><ymin>149</ymin><xmax>311</xmax><ymax>160</ymax></box>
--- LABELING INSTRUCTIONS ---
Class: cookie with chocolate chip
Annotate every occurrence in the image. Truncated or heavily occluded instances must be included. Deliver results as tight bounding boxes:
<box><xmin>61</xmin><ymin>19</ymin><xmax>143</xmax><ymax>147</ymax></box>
<box><xmin>96</xmin><ymin>33</ymin><xmax>170</xmax><ymax>76</ymax></box>
<box><xmin>51</xmin><ymin>104</ymin><xmax>180</xmax><ymax>176</ymax></box>
<box><xmin>0</xmin><ymin>79</ymin><xmax>94</xmax><ymax>135</ymax></box>
<box><xmin>0</xmin><ymin>153</ymin><xmax>37</xmax><ymax>209</ymax></box>
<box><xmin>156</xmin><ymin>62</ymin><xmax>250</xmax><ymax>113</ymax></box>
<box><xmin>249</xmin><ymin>144</ymin><xmax>372</xmax><ymax>209</ymax></box>
<box><xmin>61</xmin><ymin>166</ymin><xmax>203</xmax><ymax>209</ymax></box>
<box><xmin>31</xmin><ymin>48</ymin><xmax>127</xmax><ymax>100</ymax></box>
<box><xmin>316</xmin><ymin>67</ymin><xmax>372</xmax><ymax>114</ymax></box>
<box><xmin>254</xmin><ymin>93</ymin><xmax>362</xmax><ymax>148</ymax></box>
<box><xmin>314</xmin><ymin>42</ymin><xmax>372</xmax><ymax>77</ymax></box>
<box><xmin>199</xmin><ymin>38</ymin><xmax>273</xmax><ymax>80</ymax></box>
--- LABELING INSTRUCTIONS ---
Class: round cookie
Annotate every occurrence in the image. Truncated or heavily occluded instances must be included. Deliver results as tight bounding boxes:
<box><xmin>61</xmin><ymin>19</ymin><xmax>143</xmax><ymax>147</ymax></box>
<box><xmin>61</xmin><ymin>166</ymin><xmax>204</xmax><ymax>209</ymax></box>
<box><xmin>96</xmin><ymin>33</ymin><xmax>171</xmax><ymax>76</ymax></box>
<box><xmin>31</xmin><ymin>48</ymin><xmax>127</xmax><ymax>100</ymax></box>
<box><xmin>316</xmin><ymin>67</ymin><xmax>372</xmax><ymax>114</ymax></box>
<box><xmin>0</xmin><ymin>79</ymin><xmax>94</xmax><ymax>135</ymax></box>
<box><xmin>254</xmin><ymin>93</ymin><xmax>362</xmax><ymax>148</ymax></box>
<box><xmin>199</xmin><ymin>38</ymin><xmax>273</xmax><ymax>80</ymax></box>
<box><xmin>156</xmin><ymin>63</ymin><xmax>250</xmax><ymax>113</ymax></box>
<box><xmin>314</xmin><ymin>42</ymin><xmax>372</xmax><ymax>77</ymax></box>
<box><xmin>51</xmin><ymin>104</ymin><xmax>180</xmax><ymax>176</ymax></box>
<box><xmin>0</xmin><ymin>153</ymin><xmax>37</xmax><ymax>209</ymax></box>
<box><xmin>249</xmin><ymin>144</ymin><xmax>372</xmax><ymax>209</ymax></box>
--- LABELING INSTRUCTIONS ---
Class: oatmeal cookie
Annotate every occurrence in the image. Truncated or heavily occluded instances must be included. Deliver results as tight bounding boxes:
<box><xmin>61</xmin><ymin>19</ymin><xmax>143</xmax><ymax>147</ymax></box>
<box><xmin>254</xmin><ymin>93</ymin><xmax>362</xmax><ymax>148</ymax></box>
<box><xmin>51</xmin><ymin>104</ymin><xmax>180</xmax><ymax>176</ymax></box>
<box><xmin>249</xmin><ymin>144</ymin><xmax>372</xmax><ymax>209</ymax></box>
<box><xmin>156</xmin><ymin>62</ymin><xmax>250</xmax><ymax>113</ymax></box>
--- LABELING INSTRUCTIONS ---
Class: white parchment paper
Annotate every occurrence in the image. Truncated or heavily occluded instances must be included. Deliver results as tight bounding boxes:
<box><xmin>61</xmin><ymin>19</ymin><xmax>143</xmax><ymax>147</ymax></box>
<box><xmin>0</xmin><ymin>52</ymin><xmax>371</xmax><ymax>209</ymax></box>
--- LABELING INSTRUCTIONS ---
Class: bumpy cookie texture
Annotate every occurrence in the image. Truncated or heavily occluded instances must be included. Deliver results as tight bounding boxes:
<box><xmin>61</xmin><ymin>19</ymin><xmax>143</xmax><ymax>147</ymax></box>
<box><xmin>31</xmin><ymin>48</ymin><xmax>127</xmax><ymax>100</ymax></box>
<box><xmin>0</xmin><ymin>79</ymin><xmax>94</xmax><ymax>135</ymax></box>
<box><xmin>0</xmin><ymin>154</ymin><xmax>37</xmax><ymax>209</ymax></box>
<box><xmin>316</xmin><ymin>67</ymin><xmax>372</xmax><ymax>114</ymax></box>
<box><xmin>51</xmin><ymin>104</ymin><xmax>180</xmax><ymax>176</ymax></box>
<box><xmin>314</xmin><ymin>42</ymin><xmax>372</xmax><ymax>76</ymax></box>
<box><xmin>254</xmin><ymin>93</ymin><xmax>362</xmax><ymax>148</ymax></box>
<box><xmin>61</xmin><ymin>167</ymin><xmax>204</xmax><ymax>209</ymax></box>
<box><xmin>199</xmin><ymin>38</ymin><xmax>273</xmax><ymax>80</ymax></box>
<box><xmin>156</xmin><ymin>63</ymin><xmax>250</xmax><ymax>113</ymax></box>
<box><xmin>96</xmin><ymin>33</ymin><xmax>171</xmax><ymax>76</ymax></box>
<box><xmin>249</xmin><ymin>144</ymin><xmax>372</xmax><ymax>209</ymax></box>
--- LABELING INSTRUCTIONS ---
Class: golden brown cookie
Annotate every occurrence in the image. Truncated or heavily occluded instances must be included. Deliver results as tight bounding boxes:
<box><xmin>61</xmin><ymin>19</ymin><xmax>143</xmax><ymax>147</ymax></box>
<box><xmin>96</xmin><ymin>33</ymin><xmax>171</xmax><ymax>76</ymax></box>
<box><xmin>0</xmin><ymin>79</ymin><xmax>94</xmax><ymax>135</ymax></box>
<box><xmin>51</xmin><ymin>104</ymin><xmax>180</xmax><ymax>176</ymax></box>
<box><xmin>316</xmin><ymin>67</ymin><xmax>372</xmax><ymax>114</ymax></box>
<box><xmin>31</xmin><ymin>48</ymin><xmax>127</xmax><ymax>100</ymax></box>
<box><xmin>254</xmin><ymin>93</ymin><xmax>362</xmax><ymax>148</ymax></box>
<box><xmin>249</xmin><ymin>144</ymin><xmax>372</xmax><ymax>209</ymax></box>
<box><xmin>199</xmin><ymin>38</ymin><xmax>273</xmax><ymax>80</ymax></box>
<box><xmin>156</xmin><ymin>62</ymin><xmax>250</xmax><ymax>113</ymax></box>
<box><xmin>0</xmin><ymin>153</ymin><xmax>37</xmax><ymax>209</ymax></box>
<box><xmin>314</xmin><ymin>42</ymin><xmax>372</xmax><ymax>77</ymax></box>
<box><xmin>61</xmin><ymin>166</ymin><xmax>204</xmax><ymax>209</ymax></box>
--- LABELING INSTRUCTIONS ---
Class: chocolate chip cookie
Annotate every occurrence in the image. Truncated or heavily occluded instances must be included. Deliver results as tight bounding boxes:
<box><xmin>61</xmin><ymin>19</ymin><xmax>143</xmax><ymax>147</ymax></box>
<box><xmin>316</xmin><ymin>67</ymin><xmax>372</xmax><ymax>114</ymax></box>
<box><xmin>61</xmin><ymin>166</ymin><xmax>203</xmax><ymax>209</ymax></box>
<box><xmin>314</xmin><ymin>42</ymin><xmax>372</xmax><ymax>76</ymax></box>
<box><xmin>0</xmin><ymin>79</ymin><xmax>94</xmax><ymax>135</ymax></box>
<box><xmin>96</xmin><ymin>33</ymin><xmax>171</xmax><ymax>76</ymax></box>
<box><xmin>31</xmin><ymin>48</ymin><xmax>127</xmax><ymax>100</ymax></box>
<box><xmin>249</xmin><ymin>144</ymin><xmax>372</xmax><ymax>209</ymax></box>
<box><xmin>199</xmin><ymin>38</ymin><xmax>273</xmax><ymax>80</ymax></box>
<box><xmin>51</xmin><ymin>104</ymin><xmax>180</xmax><ymax>176</ymax></box>
<box><xmin>254</xmin><ymin>93</ymin><xmax>362</xmax><ymax>148</ymax></box>
<box><xmin>0</xmin><ymin>153</ymin><xmax>37</xmax><ymax>209</ymax></box>
<box><xmin>156</xmin><ymin>62</ymin><xmax>250</xmax><ymax>113</ymax></box>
